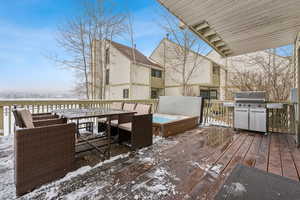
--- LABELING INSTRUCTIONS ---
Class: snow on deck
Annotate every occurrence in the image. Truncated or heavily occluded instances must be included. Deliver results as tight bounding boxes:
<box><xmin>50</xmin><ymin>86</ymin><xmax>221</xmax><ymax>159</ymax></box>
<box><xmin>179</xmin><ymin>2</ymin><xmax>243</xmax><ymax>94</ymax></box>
<box><xmin>0</xmin><ymin>135</ymin><xmax>180</xmax><ymax>200</ymax></box>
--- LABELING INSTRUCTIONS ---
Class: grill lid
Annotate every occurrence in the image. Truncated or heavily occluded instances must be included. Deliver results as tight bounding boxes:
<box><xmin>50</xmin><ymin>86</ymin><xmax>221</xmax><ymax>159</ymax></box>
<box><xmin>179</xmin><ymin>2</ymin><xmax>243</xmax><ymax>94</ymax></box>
<box><xmin>234</xmin><ymin>91</ymin><xmax>266</xmax><ymax>102</ymax></box>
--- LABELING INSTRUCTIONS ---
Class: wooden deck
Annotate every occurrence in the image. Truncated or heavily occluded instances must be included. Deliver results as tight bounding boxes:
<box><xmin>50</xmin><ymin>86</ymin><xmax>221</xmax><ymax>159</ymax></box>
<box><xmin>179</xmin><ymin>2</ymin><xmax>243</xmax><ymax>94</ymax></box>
<box><xmin>165</xmin><ymin>126</ymin><xmax>300</xmax><ymax>200</ymax></box>
<box><xmin>74</xmin><ymin>126</ymin><xmax>300</xmax><ymax>199</ymax></box>
<box><xmin>16</xmin><ymin>126</ymin><xmax>300</xmax><ymax>200</ymax></box>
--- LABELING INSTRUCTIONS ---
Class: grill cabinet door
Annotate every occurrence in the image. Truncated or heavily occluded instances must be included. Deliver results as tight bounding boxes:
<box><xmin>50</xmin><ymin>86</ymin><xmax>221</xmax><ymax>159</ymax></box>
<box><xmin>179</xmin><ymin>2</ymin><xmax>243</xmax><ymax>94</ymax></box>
<box><xmin>249</xmin><ymin>108</ymin><xmax>266</xmax><ymax>132</ymax></box>
<box><xmin>234</xmin><ymin>108</ymin><xmax>249</xmax><ymax>130</ymax></box>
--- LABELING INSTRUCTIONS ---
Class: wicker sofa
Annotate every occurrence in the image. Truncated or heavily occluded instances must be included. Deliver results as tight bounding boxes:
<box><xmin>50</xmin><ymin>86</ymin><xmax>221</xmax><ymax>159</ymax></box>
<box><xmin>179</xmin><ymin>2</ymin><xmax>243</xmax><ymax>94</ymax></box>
<box><xmin>13</xmin><ymin>109</ymin><xmax>76</xmax><ymax>196</ymax></box>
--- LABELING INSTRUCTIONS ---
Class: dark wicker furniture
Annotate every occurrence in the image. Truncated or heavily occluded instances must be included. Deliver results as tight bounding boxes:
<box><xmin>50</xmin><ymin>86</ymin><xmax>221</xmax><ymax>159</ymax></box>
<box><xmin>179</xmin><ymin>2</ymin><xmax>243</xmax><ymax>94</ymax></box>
<box><xmin>13</xmin><ymin>109</ymin><xmax>76</xmax><ymax>196</ymax></box>
<box><xmin>118</xmin><ymin>113</ymin><xmax>153</xmax><ymax>150</ymax></box>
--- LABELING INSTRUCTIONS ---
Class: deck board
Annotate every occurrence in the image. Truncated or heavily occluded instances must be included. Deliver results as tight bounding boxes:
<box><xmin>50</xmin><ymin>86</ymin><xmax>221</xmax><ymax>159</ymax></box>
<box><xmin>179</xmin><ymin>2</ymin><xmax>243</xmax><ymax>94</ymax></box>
<box><xmin>254</xmin><ymin>134</ymin><xmax>269</xmax><ymax>171</ymax></box>
<box><xmin>268</xmin><ymin>134</ymin><xmax>283</xmax><ymax>176</ymax></box>
<box><xmin>279</xmin><ymin>134</ymin><xmax>299</xmax><ymax>181</ymax></box>
<box><xmin>242</xmin><ymin>134</ymin><xmax>262</xmax><ymax>167</ymax></box>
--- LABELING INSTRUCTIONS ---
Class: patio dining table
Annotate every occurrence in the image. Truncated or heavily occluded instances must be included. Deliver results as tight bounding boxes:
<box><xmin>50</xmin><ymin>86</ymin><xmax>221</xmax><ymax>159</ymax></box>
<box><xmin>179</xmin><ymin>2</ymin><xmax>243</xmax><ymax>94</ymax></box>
<box><xmin>52</xmin><ymin>108</ymin><xmax>136</xmax><ymax>159</ymax></box>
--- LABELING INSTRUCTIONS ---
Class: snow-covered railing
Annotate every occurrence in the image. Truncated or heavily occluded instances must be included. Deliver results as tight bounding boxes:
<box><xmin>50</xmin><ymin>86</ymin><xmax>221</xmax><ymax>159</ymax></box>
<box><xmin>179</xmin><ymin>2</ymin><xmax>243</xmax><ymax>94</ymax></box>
<box><xmin>0</xmin><ymin>99</ymin><xmax>158</xmax><ymax>136</ymax></box>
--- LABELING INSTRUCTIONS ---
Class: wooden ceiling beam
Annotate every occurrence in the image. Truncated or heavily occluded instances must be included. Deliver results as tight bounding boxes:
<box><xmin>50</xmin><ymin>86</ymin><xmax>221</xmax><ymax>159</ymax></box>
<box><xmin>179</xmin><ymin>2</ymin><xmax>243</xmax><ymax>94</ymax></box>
<box><xmin>193</xmin><ymin>22</ymin><xmax>209</xmax><ymax>32</ymax></box>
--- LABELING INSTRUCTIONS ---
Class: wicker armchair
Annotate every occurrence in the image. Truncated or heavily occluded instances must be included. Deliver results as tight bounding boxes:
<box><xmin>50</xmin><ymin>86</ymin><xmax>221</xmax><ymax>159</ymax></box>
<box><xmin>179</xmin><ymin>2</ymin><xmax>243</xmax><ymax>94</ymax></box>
<box><xmin>118</xmin><ymin>113</ymin><xmax>153</xmax><ymax>150</ymax></box>
<box><xmin>13</xmin><ymin>109</ymin><xmax>76</xmax><ymax>196</ymax></box>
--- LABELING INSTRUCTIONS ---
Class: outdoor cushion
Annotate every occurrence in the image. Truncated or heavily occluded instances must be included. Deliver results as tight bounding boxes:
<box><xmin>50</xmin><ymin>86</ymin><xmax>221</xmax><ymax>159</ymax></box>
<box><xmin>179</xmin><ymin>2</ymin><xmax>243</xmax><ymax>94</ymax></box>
<box><xmin>18</xmin><ymin>109</ymin><xmax>34</xmax><ymax>128</ymax></box>
<box><xmin>13</xmin><ymin>109</ymin><xmax>25</xmax><ymax>128</ymax></box>
<box><xmin>118</xmin><ymin>123</ymin><xmax>132</xmax><ymax>132</ymax></box>
<box><xmin>110</xmin><ymin>102</ymin><xmax>123</xmax><ymax>110</ymax></box>
<box><xmin>123</xmin><ymin>103</ymin><xmax>136</xmax><ymax>111</ymax></box>
<box><xmin>135</xmin><ymin>104</ymin><xmax>151</xmax><ymax>115</ymax></box>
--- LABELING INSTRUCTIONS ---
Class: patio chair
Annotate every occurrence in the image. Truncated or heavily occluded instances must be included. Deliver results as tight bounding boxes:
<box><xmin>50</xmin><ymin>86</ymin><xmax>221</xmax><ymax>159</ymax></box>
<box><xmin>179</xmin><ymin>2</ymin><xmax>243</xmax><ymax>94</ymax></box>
<box><xmin>13</xmin><ymin>109</ymin><xmax>62</xmax><ymax>128</ymax></box>
<box><xmin>134</xmin><ymin>103</ymin><xmax>152</xmax><ymax>115</ymax></box>
<box><xmin>32</xmin><ymin>112</ymin><xmax>59</xmax><ymax>121</ymax></box>
<box><xmin>123</xmin><ymin>103</ymin><xmax>136</xmax><ymax>111</ymax></box>
<box><xmin>13</xmin><ymin>109</ymin><xmax>76</xmax><ymax>196</ymax></box>
<box><xmin>118</xmin><ymin>113</ymin><xmax>153</xmax><ymax>150</ymax></box>
<box><xmin>98</xmin><ymin>102</ymin><xmax>125</xmax><ymax>132</ymax></box>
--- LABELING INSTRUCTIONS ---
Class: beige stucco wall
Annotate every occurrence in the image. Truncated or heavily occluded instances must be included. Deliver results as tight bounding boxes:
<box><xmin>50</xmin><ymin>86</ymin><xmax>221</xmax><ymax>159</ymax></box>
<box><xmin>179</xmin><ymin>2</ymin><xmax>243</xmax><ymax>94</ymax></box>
<box><xmin>165</xmin><ymin>87</ymin><xmax>182</xmax><ymax>96</ymax></box>
<box><xmin>131</xmin><ymin>85</ymin><xmax>150</xmax><ymax>99</ymax></box>
<box><xmin>105</xmin><ymin>84</ymin><xmax>130</xmax><ymax>100</ymax></box>
<box><xmin>131</xmin><ymin>63</ymin><xmax>150</xmax><ymax>85</ymax></box>
<box><xmin>151</xmin><ymin>39</ymin><xmax>212</xmax><ymax>87</ymax></box>
<box><xmin>91</xmin><ymin>40</ymin><xmax>131</xmax><ymax>99</ymax></box>
<box><xmin>109</xmin><ymin>46</ymin><xmax>131</xmax><ymax>84</ymax></box>
<box><xmin>151</xmin><ymin>38</ymin><xmax>222</xmax><ymax>98</ymax></box>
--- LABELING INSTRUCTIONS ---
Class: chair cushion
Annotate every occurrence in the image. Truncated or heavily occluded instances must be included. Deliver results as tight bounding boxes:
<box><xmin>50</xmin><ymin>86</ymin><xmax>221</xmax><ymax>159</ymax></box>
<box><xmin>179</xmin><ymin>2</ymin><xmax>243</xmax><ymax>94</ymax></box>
<box><xmin>123</xmin><ymin>103</ymin><xmax>136</xmax><ymax>111</ymax></box>
<box><xmin>119</xmin><ymin>123</ymin><xmax>132</xmax><ymax>132</ymax></box>
<box><xmin>111</xmin><ymin>120</ymin><xmax>119</xmax><ymax>126</ymax></box>
<box><xmin>135</xmin><ymin>104</ymin><xmax>151</xmax><ymax>115</ymax></box>
<box><xmin>18</xmin><ymin>109</ymin><xmax>34</xmax><ymax>128</ymax></box>
<box><xmin>98</xmin><ymin>119</ymin><xmax>119</xmax><ymax>126</ymax></box>
<box><xmin>13</xmin><ymin>109</ymin><xmax>24</xmax><ymax>128</ymax></box>
<box><xmin>110</xmin><ymin>102</ymin><xmax>123</xmax><ymax>110</ymax></box>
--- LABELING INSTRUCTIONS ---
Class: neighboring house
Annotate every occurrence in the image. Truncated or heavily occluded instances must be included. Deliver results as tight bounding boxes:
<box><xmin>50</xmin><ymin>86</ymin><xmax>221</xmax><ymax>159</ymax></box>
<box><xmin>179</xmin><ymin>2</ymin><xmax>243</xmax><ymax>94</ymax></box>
<box><xmin>150</xmin><ymin>38</ymin><xmax>227</xmax><ymax>100</ymax></box>
<box><xmin>91</xmin><ymin>40</ymin><xmax>164</xmax><ymax>100</ymax></box>
<box><xmin>206</xmin><ymin>49</ymin><xmax>294</xmax><ymax>100</ymax></box>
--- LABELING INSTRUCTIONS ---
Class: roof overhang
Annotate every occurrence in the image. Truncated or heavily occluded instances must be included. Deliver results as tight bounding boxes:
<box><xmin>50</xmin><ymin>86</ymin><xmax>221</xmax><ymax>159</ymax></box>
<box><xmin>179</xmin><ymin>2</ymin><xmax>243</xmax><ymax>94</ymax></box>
<box><xmin>157</xmin><ymin>0</ymin><xmax>300</xmax><ymax>57</ymax></box>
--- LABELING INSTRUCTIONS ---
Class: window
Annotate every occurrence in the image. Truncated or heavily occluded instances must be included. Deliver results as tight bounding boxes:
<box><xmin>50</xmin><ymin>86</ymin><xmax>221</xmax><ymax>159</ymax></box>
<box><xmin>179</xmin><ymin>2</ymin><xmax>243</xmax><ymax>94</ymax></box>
<box><xmin>105</xmin><ymin>69</ymin><xmax>109</xmax><ymax>85</ymax></box>
<box><xmin>213</xmin><ymin>65</ymin><xmax>219</xmax><ymax>75</ymax></box>
<box><xmin>151</xmin><ymin>88</ymin><xmax>158</xmax><ymax>99</ymax></box>
<box><xmin>151</xmin><ymin>69</ymin><xmax>162</xmax><ymax>78</ymax></box>
<box><xmin>123</xmin><ymin>89</ymin><xmax>129</xmax><ymax>99</ymax></box>
<box><xmin>210</xmin><ymin>90</ymin><xmax>218</xmax><ymax>99</ymax></box>
<box><xmin>105</xmin><ymin>48</ymin><xmax>110</xmax><ymax>64</ymax></box>
<box><xmin>200</xmin><ymin>89</ymin><xmax>218</xmax><ymax>100</ymax></box>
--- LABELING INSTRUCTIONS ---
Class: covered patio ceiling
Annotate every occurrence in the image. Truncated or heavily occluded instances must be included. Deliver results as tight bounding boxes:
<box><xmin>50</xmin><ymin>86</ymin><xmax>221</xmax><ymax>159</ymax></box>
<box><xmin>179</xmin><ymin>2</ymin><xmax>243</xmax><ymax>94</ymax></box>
<box><xmin>157</xmin><ymin>0</ymin><xmax>300</xmax><ymax>57</ymax></box>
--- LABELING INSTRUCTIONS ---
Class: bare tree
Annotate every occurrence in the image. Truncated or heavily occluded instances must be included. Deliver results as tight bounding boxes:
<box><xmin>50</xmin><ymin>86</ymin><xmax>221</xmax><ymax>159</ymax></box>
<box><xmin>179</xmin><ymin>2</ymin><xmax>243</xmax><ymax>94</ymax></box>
<box><xmin>228</xmin><ymin>49</ymin><xmax>293</xmax><ymax>101</ymax></box>
<box><xmin>159</xmin><ymin>14</ymin><xmax>208</xmax><ymax>95</ymax></box>
<box><xmin>53</xmin><ymin>0</ymin><xmax>126</xmax><ymax>99</ymax></box>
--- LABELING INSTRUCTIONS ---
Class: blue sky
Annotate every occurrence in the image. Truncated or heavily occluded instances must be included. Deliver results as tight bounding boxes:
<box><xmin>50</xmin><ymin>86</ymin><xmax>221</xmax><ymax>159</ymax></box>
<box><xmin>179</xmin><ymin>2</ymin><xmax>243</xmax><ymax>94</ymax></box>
<box><xmin>0</xmin><ymin>0</ymin><xmax>172</xmax><ymax>92</ymax></box>
<box><xmin>0</xmin><ymin>0</ymin><xmax>293</xmax><ymax>93</ymax></box>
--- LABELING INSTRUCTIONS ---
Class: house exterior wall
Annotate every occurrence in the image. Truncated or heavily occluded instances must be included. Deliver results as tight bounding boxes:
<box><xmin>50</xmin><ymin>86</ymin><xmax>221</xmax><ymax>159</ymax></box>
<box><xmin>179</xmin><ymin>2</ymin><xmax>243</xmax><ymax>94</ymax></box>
<box><xmin>131</xmin><ymin>63</ymin><xmax>150</xmax><ymax>85</ymax></box>
<box><xmin>108</xmin><ymin>46</ymin><xmax>131</xmax><ymax>85</ymax></box>
<box><xmin>131</xmin><ymin>85</ymin><xmax>150</xmax><ymax>99</ymax></box>
<box><xmin>92</xmin><ymin>40</ymin><xmax>162</xmax><ymax>100</ymax></box>
<box><xmin>106</xmin><ymin>84</ymin><xmax>130</xmax><ymax>100</ymax></box>
<box><xmin>91</xmin><ymin>40</ymin><xmax>131</xmax><ymax>100</ymax></box>
<box><xmin>150</xmin><ymin>38</ymin><xmax>221</xmax><ymax>99</ymax></box>
<box><xmin>131</xmin><ymin>63</ymin><xmax>151</xmax><ymax>99</ymax></box>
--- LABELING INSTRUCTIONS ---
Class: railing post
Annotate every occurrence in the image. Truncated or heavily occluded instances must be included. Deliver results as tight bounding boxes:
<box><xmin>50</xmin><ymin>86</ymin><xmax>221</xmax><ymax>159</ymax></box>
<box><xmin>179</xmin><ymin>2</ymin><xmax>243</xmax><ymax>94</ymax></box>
<box><xmin>0</xmin><ymin>106</ymin><xmax>4</xmax><ymax>136</ymax></box>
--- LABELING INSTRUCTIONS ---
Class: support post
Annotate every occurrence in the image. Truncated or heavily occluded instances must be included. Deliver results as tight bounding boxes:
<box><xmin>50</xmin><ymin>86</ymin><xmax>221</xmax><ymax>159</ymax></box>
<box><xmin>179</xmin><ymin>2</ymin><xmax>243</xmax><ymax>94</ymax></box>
<box><xmin>0</xmin><ymin>106</ymin><xmax>3</xmax><ymax>136</ymax></box>
<box><xmin>296</xmin><ymin>32</ymin><xmax>300</xmax><ymax>145</ymax></box>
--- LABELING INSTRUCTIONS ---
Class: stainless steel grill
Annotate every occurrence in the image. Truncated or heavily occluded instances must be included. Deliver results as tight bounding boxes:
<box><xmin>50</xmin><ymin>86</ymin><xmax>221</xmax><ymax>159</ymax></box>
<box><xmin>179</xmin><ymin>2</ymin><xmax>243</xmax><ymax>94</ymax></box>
<box><xmin>234</xmin><ymin>91</ymin><xmax>267</xmax><ymax>133</ymax></box>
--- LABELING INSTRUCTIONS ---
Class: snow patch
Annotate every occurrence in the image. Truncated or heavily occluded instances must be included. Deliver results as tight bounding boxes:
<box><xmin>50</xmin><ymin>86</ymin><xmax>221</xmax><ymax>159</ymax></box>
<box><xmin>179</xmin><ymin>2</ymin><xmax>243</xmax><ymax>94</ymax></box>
<box><xmin>224</xmin><ymin>182</ymin><xmax>247</xmax><ymax>197</ymax></box>
<box><xmin>132</xmin><ymin>167</ymin><xmax>178</xmax><ymax>198</ymax></box>
<box><xmin>139</xmin><ymin>157</ymin><xmax>154</xmax><ymax>164</ymax></box>
<box><xmin>94</xmin><ymin>152</ymin><xmax>130</xmax><ymax>168</ymax></box>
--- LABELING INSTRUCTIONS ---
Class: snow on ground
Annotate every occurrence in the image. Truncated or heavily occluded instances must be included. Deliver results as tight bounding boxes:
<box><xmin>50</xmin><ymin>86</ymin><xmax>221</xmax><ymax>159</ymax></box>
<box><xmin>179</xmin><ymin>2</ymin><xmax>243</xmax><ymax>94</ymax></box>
<box><xmin>0</xmin><ymin>135</ymin><xmax>15</xmax><ymax>200</ymax></box>
<box><xmin>201</xmin><ymin>117</ymin><xmax>230</xmax><ymax>127</ymax></box>
<box><xmin>223</xmin><ymin>182</ymin><xmax>247</xmax><ymax>197</ymax></box>
<box><xmin>0</xmin><ymin>134</ymin><xmax>180</xmax><ymax>200</ymax></box>
<box><xmin>189</xmin><ymin>160</ymin><xmax>224</xmax><ymax>179</ymax></box>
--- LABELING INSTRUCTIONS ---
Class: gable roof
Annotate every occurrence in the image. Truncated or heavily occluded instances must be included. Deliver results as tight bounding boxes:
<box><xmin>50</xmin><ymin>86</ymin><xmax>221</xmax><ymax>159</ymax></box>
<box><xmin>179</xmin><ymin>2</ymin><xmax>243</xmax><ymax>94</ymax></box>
<box><xmin>109</xmin><ymin>40</ymin><xmax>162</xmax><ymax>69</ymax></box>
